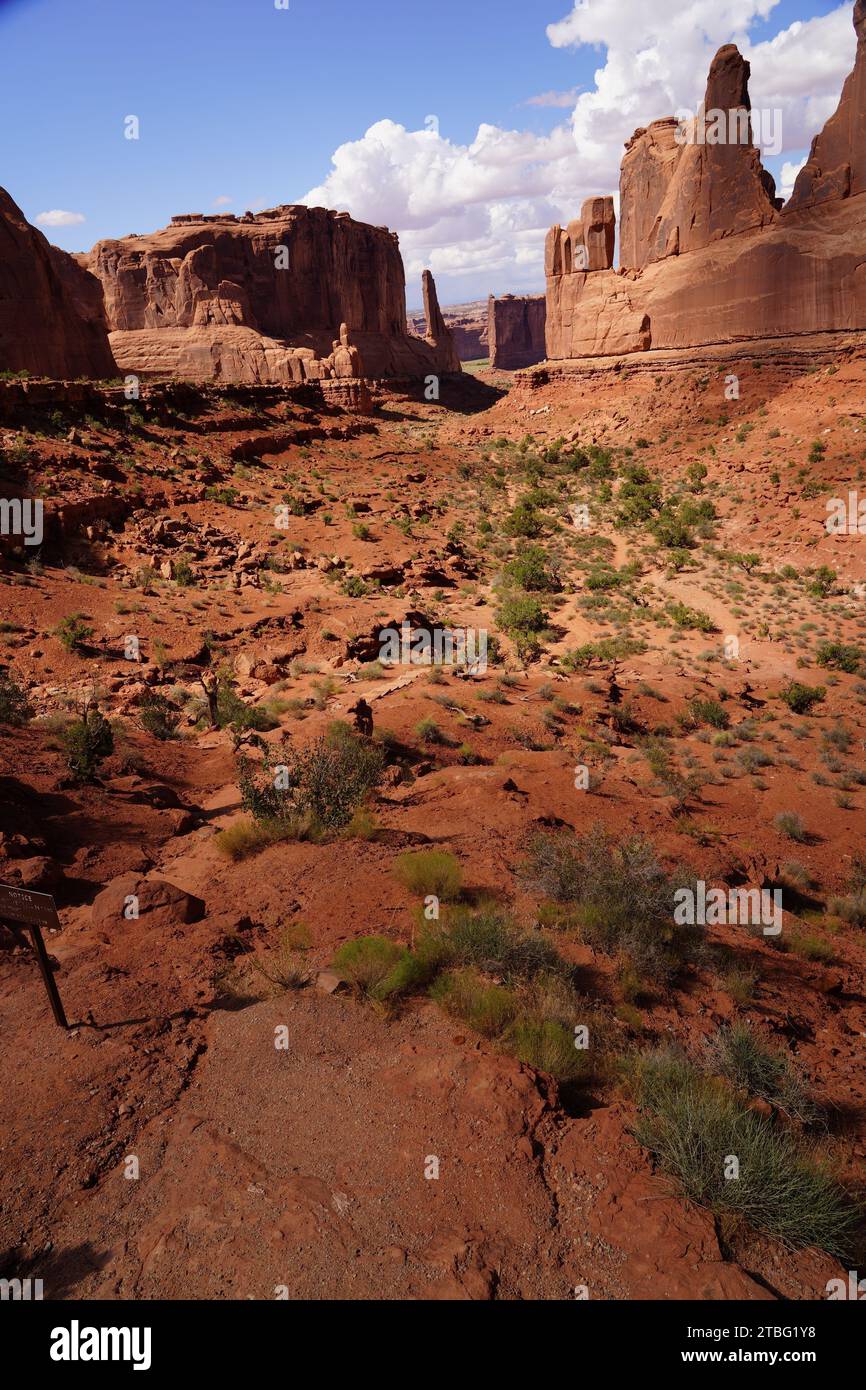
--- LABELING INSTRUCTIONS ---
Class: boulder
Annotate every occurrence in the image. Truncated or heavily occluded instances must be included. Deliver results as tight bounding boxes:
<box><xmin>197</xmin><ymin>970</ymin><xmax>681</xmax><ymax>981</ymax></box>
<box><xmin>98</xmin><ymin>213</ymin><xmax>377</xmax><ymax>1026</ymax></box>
<box><xmin>91</xmin><ymin>874</ymin><xmax>205</xmax><ymax>932</ymax></box>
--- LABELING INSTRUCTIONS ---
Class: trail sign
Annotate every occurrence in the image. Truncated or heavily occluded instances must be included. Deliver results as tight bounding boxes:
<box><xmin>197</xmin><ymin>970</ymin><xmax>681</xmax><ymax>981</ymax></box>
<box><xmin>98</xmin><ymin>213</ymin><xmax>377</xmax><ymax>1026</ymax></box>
<box><xmin>0</xmin><ymin>884</ymin><xmax>69</xmax><ymax>1028</ymax></box>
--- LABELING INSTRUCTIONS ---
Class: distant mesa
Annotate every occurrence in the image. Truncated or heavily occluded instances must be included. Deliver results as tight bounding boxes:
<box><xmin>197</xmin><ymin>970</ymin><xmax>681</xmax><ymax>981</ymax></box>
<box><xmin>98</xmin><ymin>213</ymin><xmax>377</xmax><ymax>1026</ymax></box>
<box><xmin>545</xmin><ymin>0</ymin><xmax>866</xmax><ymax>360</ymax></box>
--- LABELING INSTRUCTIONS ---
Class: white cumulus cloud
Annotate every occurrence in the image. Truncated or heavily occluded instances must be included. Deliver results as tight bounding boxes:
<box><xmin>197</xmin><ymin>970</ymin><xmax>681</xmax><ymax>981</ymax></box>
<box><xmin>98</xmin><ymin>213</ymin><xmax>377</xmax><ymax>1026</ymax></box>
<box><xmin>35</xmin><ymin>209</ymin><xmax>86</xmax><ymax>227</ymax></box>
<box><xmin>301</xmin><ymin>1</ymin><xmax>857</xmax><ymax>302</ymax></box>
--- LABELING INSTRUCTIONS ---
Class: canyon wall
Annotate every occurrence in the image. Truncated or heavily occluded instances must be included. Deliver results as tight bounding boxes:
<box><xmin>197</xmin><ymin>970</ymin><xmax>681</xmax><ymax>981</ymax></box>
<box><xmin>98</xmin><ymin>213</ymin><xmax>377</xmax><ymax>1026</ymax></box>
<box><xmin>0</xmin><ymin>186</ymin><xmax>117</xmax><ymax>380</ymax></box>
<box><xmin>88</xmin><ymin>205</ymin><xmax>459</xmax><ymax>383</ymax></box>
<box><xmin>546</xmin><ymin>1</ymin><xmax>866</xmax><ymax>361</ymax></box>
<box><xmin>488</xmin><ymin>294</ymin><xmax>547</xmax><ymax>369</ymax></box>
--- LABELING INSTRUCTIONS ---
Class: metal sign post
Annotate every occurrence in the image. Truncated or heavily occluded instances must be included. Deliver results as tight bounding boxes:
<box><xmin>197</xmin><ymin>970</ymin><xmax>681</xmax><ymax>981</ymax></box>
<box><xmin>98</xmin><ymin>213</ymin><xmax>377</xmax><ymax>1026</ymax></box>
<box><xmin>0</xmin><ymin>883</ymin><xmax>69</xmax><ymax>1029</ymax></box>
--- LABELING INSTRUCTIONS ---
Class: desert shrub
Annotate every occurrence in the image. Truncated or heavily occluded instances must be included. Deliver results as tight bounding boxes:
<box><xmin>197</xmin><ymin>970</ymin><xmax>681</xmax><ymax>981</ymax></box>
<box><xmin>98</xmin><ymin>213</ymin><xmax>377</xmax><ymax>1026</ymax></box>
<box><xmin>561</xmin><ymin>636</ymin><xmax>646</xmax><ymax>670</ymax></box>
<box><xmin>215</xmin><ymin>814</ymin><xmax>316</xmax><ymax>861</ymax></box>
<box><xmin>504</xmin><ymin>499</ymin><xmax>543</xmax><ymax>539</ymax></box>
<box><xmin>203</xmin><ymin>677</ymin><xmax>278</xmax><ymax>733</ymax></box>
<box><xmin>809</xmin><ymin>565</ymin><xmax>836</xmax><ymax>597</ymax></box>
<box><xmin>237</xmin><ymin>731</ymin><xmax>383</xmax><ymax>833</ymax></box>
<box><xmin>774</xmin><ymin>810</ymin><xmax>808</xmax><ymax>842</ymax></box>
<box><xmin>431</xmin><ymin>968</ymin><xmax>518</xmax><ymax>1037</ymax></box>
<box><xmin>667</xmin><ymin>601</ymin><xmax>715</xmax><ymax>632</ymax></box>
<box><xmin>688</xmin><ymin>697</ymin><xmax>730</xmax><ymax>730</ymax></box>
<box><xmin>0</xmin><ymin>673</ymin><xmax>32</xmax><ymax>726</ymax></box>
<box><xmin>523</xmin><ymin>824</ymin><xmax>703</xmax><ymax>982</ymax></box>
<box><xmin>632</xmin><ymin>1049</ymin><xmax>858</xmax><ymax>1257</ymax></box>
<box><xmin>442</xmin><ymin>905</ymin><xmax>564</xmax><ymax>981</ymax></box>
<box><xmin>504</xmin><ymin>545</ymin><xmax>559</xmax><ymax>592</ymax></box>
<box><xmin>415</xmin><ymin>716</ymin><xmax>446</xmax><ymax>745</ymax></box>
<box><xmin>829</xmin><ymin>893</ymin><xmax>866</xmax><ymax>928</ymax></box>
<box><xmin>247</xmin><ymin>923</ymin><xmax>313</xmax><ymax>991</ymax></box>
<box><xmin>705</xmin><ymin>1024</ymin><xmax>816</xmax><ymax>1123</ymax></box>
<box><xmin>55</xmin><ymin>613</ymin><xmax>94</xmax><ymax>653</ymax></box>
<box><xmin>509</xmin><ymin>1016</ymin><xmax>588</xmax><ymax>1085</ymax></box>
<box><xmin>393</xmin><ymin>849</ymin><xmax>463</xmax><ymax>901</ymax></box>
<box><xmin>816</xmin><ymin>642</ymin><xmax>862</xmax><ymax>674</ymax></box>
<box><xmin>780</xmin><ymin>682</ymin><xmax>826</xmax><ymax>715</ymax></box>
<box><xmin>497</xmin><ymin>593</ymin><xmax>548</xmax><ymax>639</ymax></box>
<box><xmin>61</xmin><ymin>702</ymin><xmax>114</xmax><ymax>781</ymax></box>
<box><xmin>138</xmin><ymin>690</ymin><xmax>181</xmax><ymax>741</ymax></box>
<box><xmin>333</xmin><ymin>936</ymin><xmax>406</xmax><ymax>996</ymax></box>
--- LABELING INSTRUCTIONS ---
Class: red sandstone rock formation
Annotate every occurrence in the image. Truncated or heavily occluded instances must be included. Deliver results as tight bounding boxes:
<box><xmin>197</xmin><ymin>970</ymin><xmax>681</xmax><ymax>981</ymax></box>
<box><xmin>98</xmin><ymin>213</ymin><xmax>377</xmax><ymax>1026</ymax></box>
<box><xmin>636</xmin><ymin>46</ymin><xmax>778</xmax><ymax>268</ymax></box>
<box><xmin>788</xmin><ymin>0</ymin><xmax>866</xmax><ymax>209</ymax></box>
<box><xmin>87</xmin><ymin>206</ymin><xmax>459</xmax><ymax>384</ymax></box>
<box><xmin>488</xmin><ymin>294</ymin><xmax>547</xmax><ymax>369</ymax></box>
<box><xmin>545</xmin><ymin>1</ymin><xmax>866</xmax><ymax>361</ymax></box>
<box><xmin>0</xmin><ymin>186</ymin><xmax>116</xmax><ymax>380</ymax></box>
<box><xmin>421</xmin><ymin>269</ymin><xmax>461</xmax><ymax>374</ymax></box>
<box><xmin>546</xmin><ymin>196</ymin><xmax>615</xmax><ymax>279</ymax></box>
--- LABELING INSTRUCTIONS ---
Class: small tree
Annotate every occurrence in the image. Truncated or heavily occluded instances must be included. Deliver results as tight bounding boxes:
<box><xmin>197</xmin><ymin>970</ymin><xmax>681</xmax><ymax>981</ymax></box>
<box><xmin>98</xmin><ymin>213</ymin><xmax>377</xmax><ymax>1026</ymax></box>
<box><xmin>61</xmin><ymin>699</ymin><xmax>114</xmax><ymax>781</ymax></box>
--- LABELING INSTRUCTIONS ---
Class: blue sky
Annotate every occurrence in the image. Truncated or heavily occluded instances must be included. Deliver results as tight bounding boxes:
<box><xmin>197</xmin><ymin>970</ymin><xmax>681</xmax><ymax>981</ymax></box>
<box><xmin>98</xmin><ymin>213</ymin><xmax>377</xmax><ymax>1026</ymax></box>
<box><xmin>0</xmin><ymin>0</ymin><xmax>852</xmax><ymax>304</ymax></box>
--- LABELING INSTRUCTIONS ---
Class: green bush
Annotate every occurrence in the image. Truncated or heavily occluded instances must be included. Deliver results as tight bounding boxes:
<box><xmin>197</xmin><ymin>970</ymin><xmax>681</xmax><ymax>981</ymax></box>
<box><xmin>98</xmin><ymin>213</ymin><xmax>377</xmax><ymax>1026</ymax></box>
<box><xmin>504</xmin><ymin>499</ymin><xmax>544</xmax><ymax>539</ymax></box>
<box><xmin>61</xmin><ymin>702</ymin><xmax>114</xmax><ymax>781</ymax></box>
<box><xmin>689</xmin><ymin>697</ymin><xmax>730</xmax><ymax>730</ymax></box>
<box><xmin>0</xmin><ymin>673</ymin><xmax>32</xmax><ymax>726</ymax></box>
<box><xmin>633</xmin><ymin>1049</ymin><xmax>858</xmax><ymax>1258</ymax></box>
<box><xmin>431</xmin><ymin>968</ymin><xmax>518</xmax><ymax>1037</ymax></box>
<box><xmin>55</xmin><ymin>613</ymin><xmax>94</xmax><ymax>653</ymax></box>
<box><xmin>780</xmin><ymin>681</ymin><xmax>825</xmax><ymax>715</ymax></box>
<box><xmin>393</xmin><ymin>850</ymin><xmax>463</xmax><ymax>900</ymax></box>
<box><xmin>333</xmin><ymin>936</ymin><xmax>406</xmax><ymax>996</ymax></box>
<box><xmin>816</xmin><ymin>642</ymin><xmax>862</xmax><ymax>674</ymax></box>
<box><xmin>237</xmin><ymin>731</ymin><xmax>383</xmax><ymax>833</ymax></box>
<box><xmin>706</xmin><ymin>1024</ymin><xmax>816</xmax><ymax>1123</ymax></box>
<box><xmin>509</xmin><ymin>1017</ymin><xmax>588</xmax><ymax>1085</ymax></box>
<box><xmin>138</xmin><ymin>691</ymin><xmax>181</xmax><ymax>741</ymax></box>
<box><xmin>667</xmin><ymin>601</ymin><xmax>715</xmax><ymax>632</ymax></box>
<box><xmin>504</xmin><ymin>545</ymin><xmax>559</xmax><ymax>592</ymax></box>
<box><xmin>523</xmin><ymin>825</ymin><xmax>703</xmax><ymax>982</ymax></box>
<box><xmin>442</xmin><ymin>905</ymin><xmax>563</xmax><ymax>981</ymax></box>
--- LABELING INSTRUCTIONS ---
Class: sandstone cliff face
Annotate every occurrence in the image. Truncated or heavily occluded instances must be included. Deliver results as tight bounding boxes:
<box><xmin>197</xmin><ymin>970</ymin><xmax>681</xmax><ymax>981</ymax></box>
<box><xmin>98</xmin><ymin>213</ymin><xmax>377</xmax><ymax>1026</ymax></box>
<box><xmin>546</xmin><ymin>1</ymin><xmax>866</xmax><ymax>361</ymax></box>
<box><xmin>619</xmin><ymin>120</ymin><xmax>682</xmax><ymax>272</ymax></box>
<box><xmin>88</xmin><ymin>206</ymin><xmax>459</xmax><ymax>383</ymax></box>
<box><xmin>489</xmin><ymin>294</ymin><xmax>547</xmax><ymax>369</ymax></box>
<box><xmin>788</xmin><ymin>0</ymin><xmax>866</xmax><ymax>209</ymax></box>
<box><xmin>0</xmin><ymin>186</ymin><xmax>116</xmax><ymax>380</ymax></box>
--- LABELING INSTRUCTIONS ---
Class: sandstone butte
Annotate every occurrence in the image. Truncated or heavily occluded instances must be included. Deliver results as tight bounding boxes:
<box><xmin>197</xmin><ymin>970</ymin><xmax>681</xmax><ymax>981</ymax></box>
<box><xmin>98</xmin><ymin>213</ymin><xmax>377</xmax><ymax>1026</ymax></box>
<box><xmin>0</xmin><ymin>197</ymin><xmax>461</xmax><ymax>386</ymax></box>
<box><xmin>545</xmin><ymin>0</ymin><xmax>866</xmax><ymax>360</ymax></box>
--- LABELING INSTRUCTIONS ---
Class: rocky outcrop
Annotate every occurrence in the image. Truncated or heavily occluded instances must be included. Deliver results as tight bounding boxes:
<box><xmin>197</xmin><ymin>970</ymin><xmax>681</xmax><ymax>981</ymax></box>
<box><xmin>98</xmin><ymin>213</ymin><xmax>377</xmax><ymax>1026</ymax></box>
<box><xmin>0</xmin><ymin>186</ymin><xmax>117</xmax><ymax>380</ymax></box>
<box><xmin>630</xmin><ymin>47</ymin><xmax>778</xmax><ymax>269</ymax></box>
<box><xmin>489</xmin><ymin>294</ymin><xmax>547</xmax><ymax>369</ymax></box>
<box><xmin>546</xmin><ymin>197</ymin><xmax>615</xmax><ymax>279</ymax></box>
<box><xmin>88</xmin><ymin>206</ymin><xmax>460</xmax><ymax>384</ymax></box>
<box><xmin>787</xmin><ymin>0</ymin><xmax>866</xmax><ymax>209</ymax></box>
<box><xmin>546</xmin><ymin>1</ymin><xmax>866</xmax><ymax>361</ymax></box>
<box><xmin>421</xmin><ymin>269</ymin><xmax>461</xmax><ymax>374</ymax></box>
